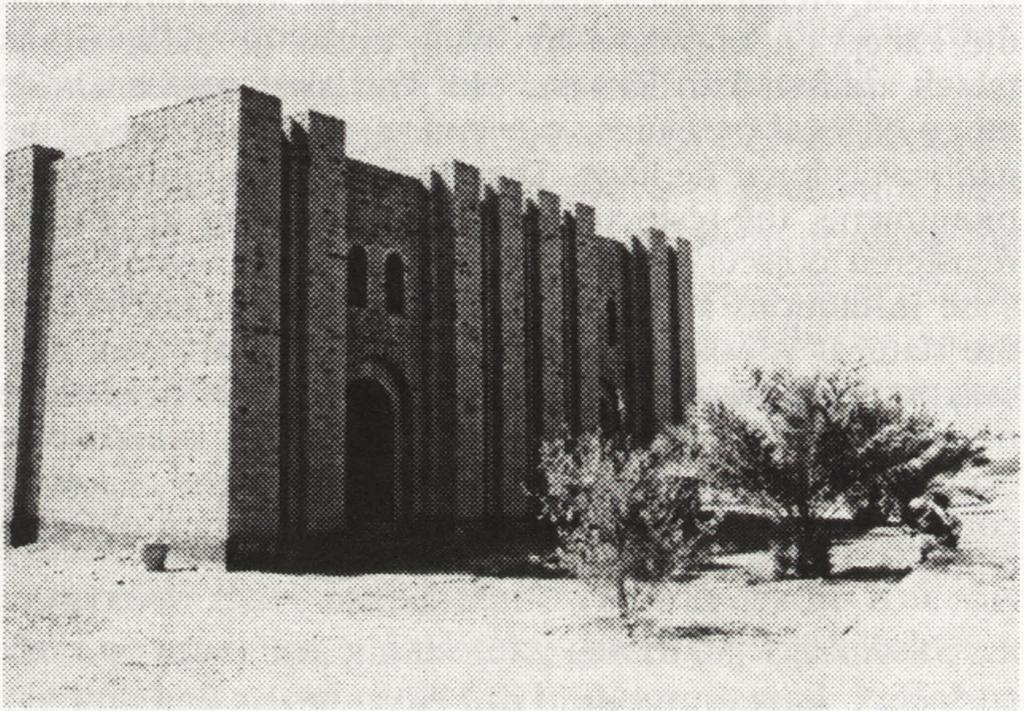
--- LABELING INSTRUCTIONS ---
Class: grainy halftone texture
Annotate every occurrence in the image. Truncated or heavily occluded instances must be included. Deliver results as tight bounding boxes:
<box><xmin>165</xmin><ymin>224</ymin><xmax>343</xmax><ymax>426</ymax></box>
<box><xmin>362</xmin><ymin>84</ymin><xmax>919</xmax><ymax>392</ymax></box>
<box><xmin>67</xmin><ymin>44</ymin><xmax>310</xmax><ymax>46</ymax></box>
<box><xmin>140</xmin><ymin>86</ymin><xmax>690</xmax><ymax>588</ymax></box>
<box><xmin>4</xmin><ymin>4</ymin><xmax>1018</xmax><ymax>708</ymax></box>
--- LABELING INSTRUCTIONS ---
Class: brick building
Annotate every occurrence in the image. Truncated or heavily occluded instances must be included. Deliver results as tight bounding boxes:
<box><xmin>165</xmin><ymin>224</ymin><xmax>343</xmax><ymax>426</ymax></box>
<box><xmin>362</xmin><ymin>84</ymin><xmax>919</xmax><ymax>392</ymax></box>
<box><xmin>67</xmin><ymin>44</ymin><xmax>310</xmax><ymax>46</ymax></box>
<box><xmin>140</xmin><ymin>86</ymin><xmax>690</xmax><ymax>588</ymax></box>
<box><xmin>5</xmin><ymin>87</ymin><xmax>695</xmax><ymax>569</ymax></box>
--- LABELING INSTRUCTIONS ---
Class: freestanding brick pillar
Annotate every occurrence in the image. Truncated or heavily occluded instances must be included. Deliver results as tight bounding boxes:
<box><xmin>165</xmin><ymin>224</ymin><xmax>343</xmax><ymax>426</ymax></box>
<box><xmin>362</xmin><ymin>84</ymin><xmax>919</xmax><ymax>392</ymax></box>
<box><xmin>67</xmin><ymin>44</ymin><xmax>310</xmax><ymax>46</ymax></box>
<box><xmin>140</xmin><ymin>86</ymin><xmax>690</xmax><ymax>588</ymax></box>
<box><xmin>5</xmin><ymin>145</ymin><xmax>62</xmax><ymax>546</ymax></box>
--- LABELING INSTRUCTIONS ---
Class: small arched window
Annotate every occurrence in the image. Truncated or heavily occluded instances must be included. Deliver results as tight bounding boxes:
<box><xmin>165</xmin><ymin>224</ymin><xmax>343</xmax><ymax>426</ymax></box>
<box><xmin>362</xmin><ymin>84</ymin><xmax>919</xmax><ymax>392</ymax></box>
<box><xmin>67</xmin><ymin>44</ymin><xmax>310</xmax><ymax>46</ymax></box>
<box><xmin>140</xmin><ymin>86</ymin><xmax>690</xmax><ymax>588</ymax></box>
<box><xmin>606</xmin><ymin>297</ymin><xmax>618</xmax><ymax>345</ymax></box>
<box><xmin>347</xmin><ymin>245</ymin><xmax>368</xmax><ymax>307</ymax></box>
<box><xmin>385</xmin><ymin>252</ymin><xmax>405</xmax><ymax>314</ymax></box>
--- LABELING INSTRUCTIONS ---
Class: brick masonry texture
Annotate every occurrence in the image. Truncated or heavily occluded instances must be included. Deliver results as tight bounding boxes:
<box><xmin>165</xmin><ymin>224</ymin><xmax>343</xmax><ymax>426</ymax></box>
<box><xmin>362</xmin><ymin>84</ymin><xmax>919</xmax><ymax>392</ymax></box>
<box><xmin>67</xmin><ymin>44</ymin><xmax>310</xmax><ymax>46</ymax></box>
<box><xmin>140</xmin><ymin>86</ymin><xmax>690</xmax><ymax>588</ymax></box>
<box><xmin>5</xmin><ymin>87</ymin><xmax>695</xmax><ymax>568</ymax></box>
<box><xmin>676</xmin><ymin>238</ymin><xmax>697</xmax><ymax>410</ymax></box>
<box><xmin>497</xmin><ymin>178</ymin><xmax>527</xmax><ymax>518</ymax></box>
<box><xmin>228</xmin><ymin>89</ymin><xmax>284</xmax><ymax>561</ymax></box>
<box><xmin>575</xmin><ymin>204</ymin><xmax>601</xmax><ymax>438</ymax></box>
<box><xmin>7</xmin><ymin>89</ymin><xmax>252</xmax><ymax>556</ymax></box>
<box><xmin>537</xmin><ymin>191</ymin><xmax>565</xmax><ymax>441</ymax></box>
<box><xmin>649</xmin><ymin>228</ymin><xmax>675</xmax><ymax>429</ymax></box>
<box><xmin>282</xmin><ymin>111</ymin><xmax>348</xmax><ymax>541</ymax></box>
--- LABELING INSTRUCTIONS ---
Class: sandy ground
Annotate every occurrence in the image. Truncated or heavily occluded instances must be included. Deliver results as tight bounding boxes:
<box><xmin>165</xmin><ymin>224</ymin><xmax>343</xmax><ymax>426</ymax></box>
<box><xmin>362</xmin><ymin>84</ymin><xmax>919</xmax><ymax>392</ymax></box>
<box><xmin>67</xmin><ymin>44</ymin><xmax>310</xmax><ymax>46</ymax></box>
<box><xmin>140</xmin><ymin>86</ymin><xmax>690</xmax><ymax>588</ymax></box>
<box><xmin>808</xmin><ymin>454</ymin><xmax>1019</xmax><ymax>708</ymax></box>
<box><xmin>3</xmin><ymin>450</ymin><xmax>1018</xmax><ymax>708</ymax></box>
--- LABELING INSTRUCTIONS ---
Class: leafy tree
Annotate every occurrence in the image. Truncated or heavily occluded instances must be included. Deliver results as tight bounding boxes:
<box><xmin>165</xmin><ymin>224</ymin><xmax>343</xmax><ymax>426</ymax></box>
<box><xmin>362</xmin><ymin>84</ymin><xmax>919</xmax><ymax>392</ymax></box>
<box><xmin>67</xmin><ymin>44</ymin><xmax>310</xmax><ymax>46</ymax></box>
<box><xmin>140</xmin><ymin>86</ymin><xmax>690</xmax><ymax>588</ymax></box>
<box><xmin>856</xmin><ymin>420</ymin><xmax>985</xmax><ymax>525</ymax></box>
<box><xmin>819</xmin><ymin>387</ymin><xmax>985</xmax><ymax>526</ymax></box>
<box><xmin>703</xmin><ymin>364</ymin><xmax>985</xmax><ymax>578</ymax></box>
<box><xmin>840</xmin><ymin>391</ymin><xmax>937</xmax><ymax>527</ymax></box>
<box><xmin>703</xmin><ymin>367</ymin><xmax>866</xmax><ymax>577</ymax></box>
<box><xmin>535</xmin><ymin>430</ymin><xmax>718</xmax><ymax>637</ymax></box>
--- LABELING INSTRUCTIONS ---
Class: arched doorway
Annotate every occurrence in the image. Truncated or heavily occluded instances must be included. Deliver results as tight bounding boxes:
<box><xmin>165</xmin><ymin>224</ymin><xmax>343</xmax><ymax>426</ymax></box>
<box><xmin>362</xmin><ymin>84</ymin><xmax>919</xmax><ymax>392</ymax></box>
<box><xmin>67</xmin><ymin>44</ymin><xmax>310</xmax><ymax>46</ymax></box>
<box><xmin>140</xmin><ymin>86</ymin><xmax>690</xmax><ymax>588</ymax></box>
<box><xmin>345</xmin><ymin>378</ymin><xmax>396</xmax><ymax>531</ymax></box>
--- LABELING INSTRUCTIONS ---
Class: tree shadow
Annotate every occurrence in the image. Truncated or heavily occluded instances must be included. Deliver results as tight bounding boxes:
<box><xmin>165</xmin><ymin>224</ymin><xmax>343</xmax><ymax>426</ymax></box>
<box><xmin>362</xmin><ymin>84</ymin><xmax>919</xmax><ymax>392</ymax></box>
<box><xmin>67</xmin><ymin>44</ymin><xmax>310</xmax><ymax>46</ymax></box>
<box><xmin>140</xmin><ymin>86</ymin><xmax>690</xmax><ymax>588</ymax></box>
<box><xmin>653</xmin><ymin>623</ymin><xmax>777</xmax><ymax>640</ymax></box>
<box><xmin>159</xmin><ymin>565</ymin><xmax>199</xmax><ymax>573</ymax></box>
<box><xmin>829</xmin><ymin>565</ymin><xmax>912</xmax><ymax>582</ymax></box>
<box><xmin>550</xmin><ymin>617</ymin><xmax>782</xmax><ymax>640</ymax></box>
<box><xmin>696</xmin><ymin>560</ymin><xmax>746</xmax><ymax>572</ymax></box>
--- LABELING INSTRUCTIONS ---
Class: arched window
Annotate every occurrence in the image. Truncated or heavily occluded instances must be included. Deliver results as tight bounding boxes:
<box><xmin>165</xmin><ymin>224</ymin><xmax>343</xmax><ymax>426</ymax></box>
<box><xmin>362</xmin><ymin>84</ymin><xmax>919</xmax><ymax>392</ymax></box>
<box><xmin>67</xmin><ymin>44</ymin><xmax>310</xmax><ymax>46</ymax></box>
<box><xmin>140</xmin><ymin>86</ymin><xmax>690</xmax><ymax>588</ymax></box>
<box><xmin>606</xmin><ymin>297</ymin><xmax>618</xmax><ymax>345</ymax></box>
<box><xmin>385</xmin><ymin>252</ymin><xmax>405</xmax><ymax>314</ymax></box>
<box><xmin>347</xmin><ymin>245</ymin><xmax>368</xmax><ymax>307</ymax></box>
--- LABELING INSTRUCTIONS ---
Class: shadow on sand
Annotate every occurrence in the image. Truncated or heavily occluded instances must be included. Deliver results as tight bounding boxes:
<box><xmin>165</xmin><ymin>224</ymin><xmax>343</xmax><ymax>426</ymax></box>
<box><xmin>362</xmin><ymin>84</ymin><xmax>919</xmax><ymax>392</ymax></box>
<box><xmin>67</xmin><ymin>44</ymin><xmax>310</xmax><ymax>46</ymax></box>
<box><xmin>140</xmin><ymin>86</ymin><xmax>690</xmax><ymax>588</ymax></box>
<box><xmin>829</xmin><ymin>565</ymin><xmax>913</xmax><ymax>583</ymax></box>
<box><xmin>653</xmin><ymin>623</ymin><xmax>778</xmax><ymax>640</ymax></box>
<box><xmin>549</xmin><ymin>617</ymin><xmax>782</xmax><ymax>640</ymax></box>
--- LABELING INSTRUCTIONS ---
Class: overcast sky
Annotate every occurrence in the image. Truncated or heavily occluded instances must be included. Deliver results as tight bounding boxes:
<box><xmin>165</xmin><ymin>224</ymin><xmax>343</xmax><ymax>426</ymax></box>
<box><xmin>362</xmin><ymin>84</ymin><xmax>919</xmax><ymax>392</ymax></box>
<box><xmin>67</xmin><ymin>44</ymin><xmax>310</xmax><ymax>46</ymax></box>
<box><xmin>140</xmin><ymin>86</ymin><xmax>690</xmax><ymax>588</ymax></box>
<box><xmin>6</xmin><ymin>4</ymin><xmax>1019</xmax><ymax>431</ymax></box>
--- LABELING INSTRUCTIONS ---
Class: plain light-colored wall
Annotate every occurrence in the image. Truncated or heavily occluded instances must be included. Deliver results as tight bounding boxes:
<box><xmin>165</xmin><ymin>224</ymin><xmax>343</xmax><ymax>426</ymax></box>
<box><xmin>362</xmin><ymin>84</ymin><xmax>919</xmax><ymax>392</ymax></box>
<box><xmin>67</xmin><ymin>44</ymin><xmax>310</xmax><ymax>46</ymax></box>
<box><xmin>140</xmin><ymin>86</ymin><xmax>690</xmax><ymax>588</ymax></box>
<box><xmin>34</xmin><ymin>90</ymin><xmax>245</xmax><ymax>550</ymax></box>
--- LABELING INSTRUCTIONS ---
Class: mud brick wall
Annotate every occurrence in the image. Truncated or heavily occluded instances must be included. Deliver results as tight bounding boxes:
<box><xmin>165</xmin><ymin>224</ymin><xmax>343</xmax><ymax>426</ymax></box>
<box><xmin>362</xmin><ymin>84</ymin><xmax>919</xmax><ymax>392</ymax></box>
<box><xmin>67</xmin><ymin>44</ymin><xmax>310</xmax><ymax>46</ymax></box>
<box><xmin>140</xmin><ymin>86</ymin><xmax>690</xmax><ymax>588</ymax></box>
<box><xmin>440</xmin><ymin>162</ymin><xmax>485</xmax><ymax>520</ymax></box>
<box><xmin>537</xmin><ymin>191</ymin><xmax>565</xmax><ymax>441</ymax></box>
<box><xmin>344</xmin><ymin>158</ymin><xmax>427</xmax><ymax>522</ymax></box>
<box><xmin>225</xmin><ymin>90</ymin><xmax>284</xmax><ymax>562</ymax></box>
<box><xmin>561</xmin><ymin>211</ymin><xmax>581</xmax><ymax>438</ymax></box>
<box><xmin>574</xmin><ymin>204</ymin><xmax>602</xmax><ymax>436</ymax></box>
<box><xmin>415</xmin><ymin>173</ymin><xmax>434</xmax><ymax>522</ymax></box>
<box><xmin>616</xmin><ymin>242</ymin><xmax>637</xmax><ymax>437</ymax></box>
<box><xmin>281</xmin><ymin>121</ymin><xmax>308</xmax><ymax>539</ymax></box>
<box><xmin>13</xmin><ymin>88</ymin><xmax>278</xmax><ymax>555</ymax></box>
<box><xmin>630</xmin><ymin>237</ymin><xmax>656</xmax><ymax>442</ymax></box>
<box><xmin>6</xmin><ymin>84</ymin><xmax>696</xmax><ymax>556</ymax></box>
<box><xmin>522</xmin><ymin>200</ymin><xmax>544</xmax><ymax>490</ymax></box>
<box><xmin>480</xmin><ymin>187</ymin><xmax>502</xmax><ymax>516</ymax></box>
<box><xmin>649</xmin><ymin>229</ymin><xmax>675</xmax><ymax>431</ymax></box>
<box><xmin>4</xmin><ymin>145</ymin><xmax>62</xmax><ymax>544</ymax></box>
<box><xmin>426</xmin><ymin>169</ymin><xmax>458</xmax><ymax>520</ymax></box>
<box><xmin>496</xmin><ymin>178</ymin><xmax>528</xmax><ymax>517</ymax></box>
<box><xmin>590</xmin><ymin>236</ymin><xmax>631</xmax><ymax>430</ymax></box>
<box><xmin>281</xmin><ymin>112</ymin><xmax>348</xmax><ymax>538</ymax></box>
<box><xmin>676</xmin><ymin>238</ymin><xmax>697</xmax><ymax>411</ymax></box>
<box><xmin>667</xmin><ymin>244</ymin><xmax>683</xmax><ymax>423</ymax></box>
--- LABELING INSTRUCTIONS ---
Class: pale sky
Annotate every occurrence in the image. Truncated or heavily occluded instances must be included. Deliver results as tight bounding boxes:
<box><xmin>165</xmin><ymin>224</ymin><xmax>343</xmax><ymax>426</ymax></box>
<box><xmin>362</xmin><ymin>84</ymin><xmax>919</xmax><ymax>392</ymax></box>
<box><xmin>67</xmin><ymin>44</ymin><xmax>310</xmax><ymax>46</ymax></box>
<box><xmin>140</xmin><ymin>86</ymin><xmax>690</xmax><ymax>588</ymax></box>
<box><xmin>5</xmin><ymin>4</ymin><xmax>1020</xmax><ymax>432</ymax></box>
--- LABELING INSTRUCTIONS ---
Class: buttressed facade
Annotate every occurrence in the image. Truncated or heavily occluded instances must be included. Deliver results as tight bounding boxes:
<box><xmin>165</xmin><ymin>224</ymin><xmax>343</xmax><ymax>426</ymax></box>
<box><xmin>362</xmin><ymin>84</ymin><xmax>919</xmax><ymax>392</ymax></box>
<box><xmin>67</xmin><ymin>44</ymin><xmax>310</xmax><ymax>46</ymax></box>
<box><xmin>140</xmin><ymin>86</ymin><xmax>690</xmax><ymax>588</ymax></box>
<box><xmin>5</xmin><ymin>87</ymin><xmax>696</xmax><ymax>569</ymax></box>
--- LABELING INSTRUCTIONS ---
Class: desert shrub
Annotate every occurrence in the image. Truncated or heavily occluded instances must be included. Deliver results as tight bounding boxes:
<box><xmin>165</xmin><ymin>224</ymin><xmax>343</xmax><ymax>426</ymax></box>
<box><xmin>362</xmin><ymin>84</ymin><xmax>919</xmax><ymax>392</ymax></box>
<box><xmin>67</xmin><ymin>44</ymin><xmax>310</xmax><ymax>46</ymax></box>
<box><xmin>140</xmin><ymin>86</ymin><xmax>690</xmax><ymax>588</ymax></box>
<box><xmin>535</xmin><ymin>430</ymin><xmax>718</xmax><ymax>637</ymax></box>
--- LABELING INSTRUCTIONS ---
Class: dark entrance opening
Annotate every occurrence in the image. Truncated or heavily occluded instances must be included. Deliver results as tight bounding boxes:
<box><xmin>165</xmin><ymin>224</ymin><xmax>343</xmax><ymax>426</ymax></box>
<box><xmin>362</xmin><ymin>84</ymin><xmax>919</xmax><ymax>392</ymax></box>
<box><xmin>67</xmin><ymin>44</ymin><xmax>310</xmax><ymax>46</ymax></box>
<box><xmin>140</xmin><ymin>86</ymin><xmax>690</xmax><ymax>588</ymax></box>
<box><xmin>345</xmin><ymin>379</ymin><xmax>396</xmax><ymax>532</ymax></box>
